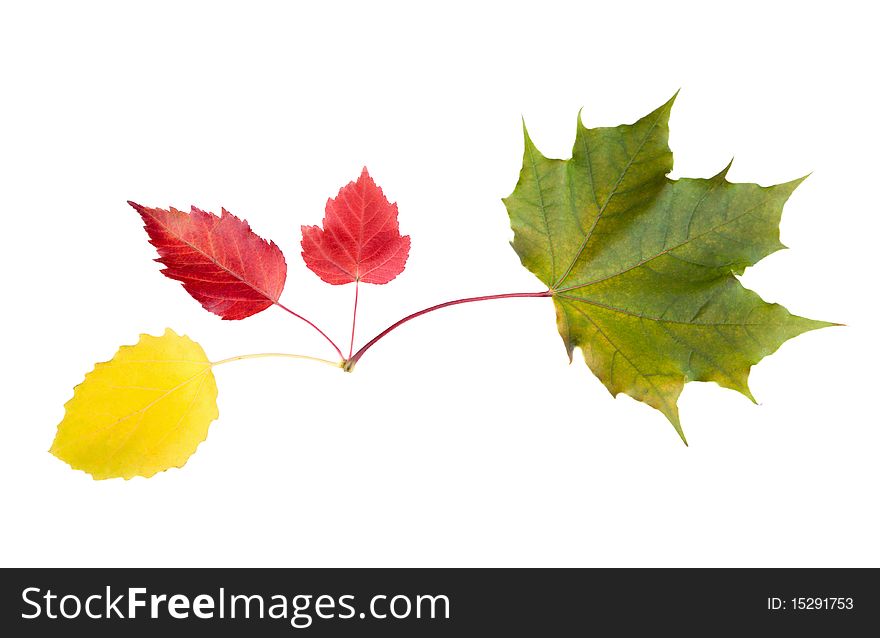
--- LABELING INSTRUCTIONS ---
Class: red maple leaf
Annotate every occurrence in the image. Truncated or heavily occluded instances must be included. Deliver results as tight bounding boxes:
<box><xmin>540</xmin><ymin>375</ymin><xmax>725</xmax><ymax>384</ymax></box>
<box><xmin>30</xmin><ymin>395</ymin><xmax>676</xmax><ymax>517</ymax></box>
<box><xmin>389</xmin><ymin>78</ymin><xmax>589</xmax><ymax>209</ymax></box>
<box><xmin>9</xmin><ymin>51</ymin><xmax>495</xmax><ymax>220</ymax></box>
<box><xmin>301</xmin><ymin>167</ymin><xmax>411</xmax><ymax>285</ymax></box>
<box><xmin>128</xmin><ymin>202</ymin><xmax>287</xmax><ymax>320</ymax></box>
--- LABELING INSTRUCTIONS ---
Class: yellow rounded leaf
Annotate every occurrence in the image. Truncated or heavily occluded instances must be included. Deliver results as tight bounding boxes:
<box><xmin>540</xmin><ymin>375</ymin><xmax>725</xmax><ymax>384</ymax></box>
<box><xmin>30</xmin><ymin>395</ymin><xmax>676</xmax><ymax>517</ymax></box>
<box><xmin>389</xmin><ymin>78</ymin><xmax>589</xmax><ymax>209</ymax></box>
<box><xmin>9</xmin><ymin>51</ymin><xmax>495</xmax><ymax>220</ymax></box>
<box><xmin>51</xmin><ymin>329</ymin><xmax>219</xmax><ymax>479</ymax></box>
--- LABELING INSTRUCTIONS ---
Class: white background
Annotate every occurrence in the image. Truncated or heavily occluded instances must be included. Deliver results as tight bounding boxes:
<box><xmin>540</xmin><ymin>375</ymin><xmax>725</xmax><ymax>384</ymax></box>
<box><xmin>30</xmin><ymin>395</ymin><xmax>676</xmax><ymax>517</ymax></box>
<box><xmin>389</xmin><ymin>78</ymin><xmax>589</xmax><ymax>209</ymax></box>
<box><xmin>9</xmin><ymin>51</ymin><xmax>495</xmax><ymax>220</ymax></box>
<box><xmin>1</xmin><ymin>1</ymin><xmax>877</xmax><ymax>567</ymax></box>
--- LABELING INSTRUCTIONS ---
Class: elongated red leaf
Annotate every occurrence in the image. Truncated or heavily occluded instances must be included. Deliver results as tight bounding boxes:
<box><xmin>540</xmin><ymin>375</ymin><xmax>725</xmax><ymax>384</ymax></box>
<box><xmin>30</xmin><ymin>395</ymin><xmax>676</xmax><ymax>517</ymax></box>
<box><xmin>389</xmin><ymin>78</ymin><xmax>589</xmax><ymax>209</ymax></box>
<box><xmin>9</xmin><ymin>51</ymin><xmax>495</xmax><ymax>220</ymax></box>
<box><xmin>301</xmin><ymin>167</ymin><xmax>410</xmax><ymax>285</ymax></box>
<box><xmin>129</xmin><ymin>202</ymin><xmax>287</xmax><ymax>320</ymax></box>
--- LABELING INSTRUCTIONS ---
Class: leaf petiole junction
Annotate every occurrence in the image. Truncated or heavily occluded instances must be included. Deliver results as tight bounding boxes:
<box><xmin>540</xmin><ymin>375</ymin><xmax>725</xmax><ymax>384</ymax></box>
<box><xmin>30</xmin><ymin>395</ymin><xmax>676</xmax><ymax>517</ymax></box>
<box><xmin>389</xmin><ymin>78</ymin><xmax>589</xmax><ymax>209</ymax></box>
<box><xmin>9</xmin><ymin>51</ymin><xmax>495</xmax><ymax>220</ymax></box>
<box><xmin>244</xmin><ymin>290</ymin><xmax>553</xmax><ymax>372</ymax></box>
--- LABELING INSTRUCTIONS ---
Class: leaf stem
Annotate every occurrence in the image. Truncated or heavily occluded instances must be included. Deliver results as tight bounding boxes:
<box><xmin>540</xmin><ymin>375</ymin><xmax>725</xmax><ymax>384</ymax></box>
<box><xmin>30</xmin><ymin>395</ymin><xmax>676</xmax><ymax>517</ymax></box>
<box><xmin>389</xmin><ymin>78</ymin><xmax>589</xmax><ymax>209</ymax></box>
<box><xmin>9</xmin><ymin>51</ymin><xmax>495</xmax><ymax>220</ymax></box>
<box><xmin>345</xmin><ymin>290</ymin><xmax>552</xmax><ymax>370</ymax></box>
<box><xmin>274</xmin><ymin>301</ymin><xmax>345</xmax><ymax>360</ymax></box>
<box><xmin>212</xmin><ymin>352</ymin><xmax>342</xmax><ymax>368</ymax></box>
<box><xmin>349</xmin><ymin>279</ymin><xmax>360</xmax><ymax>360</ymax></box>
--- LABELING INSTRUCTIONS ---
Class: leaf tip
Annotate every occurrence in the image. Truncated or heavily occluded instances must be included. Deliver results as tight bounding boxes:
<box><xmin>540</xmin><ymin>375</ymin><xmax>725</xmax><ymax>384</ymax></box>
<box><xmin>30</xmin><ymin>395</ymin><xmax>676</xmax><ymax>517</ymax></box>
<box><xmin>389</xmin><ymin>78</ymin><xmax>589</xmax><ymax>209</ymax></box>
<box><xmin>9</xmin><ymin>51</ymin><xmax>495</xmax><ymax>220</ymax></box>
<box><xmin>781</xmin><ymin>173</ymin><xmax>811</xmax><ymax>193</ymax></box>
<box><xmin>664</xmin><ymin>407</ymin><xmax>687</xmax><ymax>445</ymax></box>
<box><xmin>520</xmin><ymin>118</ymin><xmax>545</xmax><ymax>159</ymax></box>
<box><xmin>520</xmin><ymin>116</ymin><xmax>534</xmax><ymax>143</ymax></box>
<box><xmin>664</xmin><ymin>89</ymin><xmax>681</xmax><ymax>111</ymax></box>
<box><xmin>711</xmin><ymin>158</ymin><xmax>734</xmax><ymax>181</ymax></box>
<box><xmin>676</xmin><ymin>425</ymin><xmax>689</xmax><ymax>446</ymax></box>
<box><xmin>563</xmin><ymin>341</ymin><xmax>574</xmax><ymax>364</ymax></box>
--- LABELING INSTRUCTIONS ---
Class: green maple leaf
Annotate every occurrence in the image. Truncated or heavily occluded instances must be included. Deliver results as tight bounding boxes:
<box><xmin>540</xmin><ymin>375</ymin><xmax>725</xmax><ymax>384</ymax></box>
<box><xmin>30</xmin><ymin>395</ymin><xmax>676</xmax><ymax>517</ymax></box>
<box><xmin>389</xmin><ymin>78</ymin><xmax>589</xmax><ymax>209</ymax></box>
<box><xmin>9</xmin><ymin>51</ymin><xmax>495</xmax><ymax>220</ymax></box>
<box><xmin>503</xmin><ymin>94</ymin><xmax>832</xmax><ymax>443</ymax></box>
